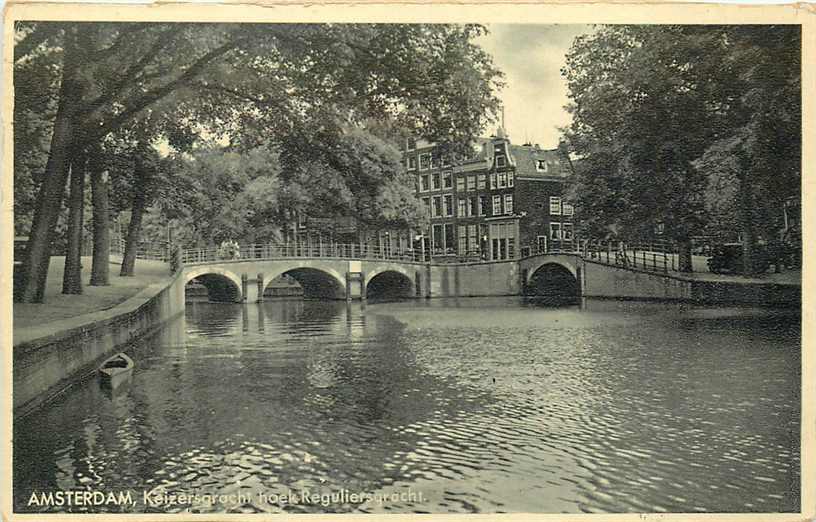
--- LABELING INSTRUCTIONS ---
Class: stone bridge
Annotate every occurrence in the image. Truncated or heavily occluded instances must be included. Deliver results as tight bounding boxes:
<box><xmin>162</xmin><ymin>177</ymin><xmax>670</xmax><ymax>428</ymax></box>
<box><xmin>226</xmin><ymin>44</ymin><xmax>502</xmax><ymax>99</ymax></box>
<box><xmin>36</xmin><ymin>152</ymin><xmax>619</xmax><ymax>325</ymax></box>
<box><xmin>181</xmin><ymin>252</ymin><xmax>587</xmax><ymax>302</ymax></box>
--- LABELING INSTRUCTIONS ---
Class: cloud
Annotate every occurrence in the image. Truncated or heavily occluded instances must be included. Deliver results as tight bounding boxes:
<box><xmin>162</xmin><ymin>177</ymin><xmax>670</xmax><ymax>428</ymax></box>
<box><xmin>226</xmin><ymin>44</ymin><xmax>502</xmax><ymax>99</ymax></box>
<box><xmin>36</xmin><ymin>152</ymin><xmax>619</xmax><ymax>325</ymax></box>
<box><xmin>477</xmin><ymin>24</ymin><xmax>594</xmax><ymax>149</ymax></box>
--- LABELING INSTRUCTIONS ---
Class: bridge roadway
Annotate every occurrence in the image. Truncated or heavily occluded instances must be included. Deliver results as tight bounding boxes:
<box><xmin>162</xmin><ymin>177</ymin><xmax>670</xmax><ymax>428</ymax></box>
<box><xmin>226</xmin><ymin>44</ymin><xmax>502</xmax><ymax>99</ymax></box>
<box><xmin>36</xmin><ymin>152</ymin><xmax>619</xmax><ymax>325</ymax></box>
<box><xmin>181</xmin><ymin>247</ymin><xmax>586</xmax><ymax>302</ymax></box>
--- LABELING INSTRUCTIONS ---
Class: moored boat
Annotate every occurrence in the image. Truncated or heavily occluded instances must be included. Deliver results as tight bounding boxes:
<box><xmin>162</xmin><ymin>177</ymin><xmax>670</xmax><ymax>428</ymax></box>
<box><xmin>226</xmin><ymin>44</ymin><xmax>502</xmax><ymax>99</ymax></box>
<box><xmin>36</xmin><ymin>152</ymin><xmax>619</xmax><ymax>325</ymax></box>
<box><xmin>98</xmin><ymin>353</ymin><xmax>134</xmax><ymax>389</ymax></box>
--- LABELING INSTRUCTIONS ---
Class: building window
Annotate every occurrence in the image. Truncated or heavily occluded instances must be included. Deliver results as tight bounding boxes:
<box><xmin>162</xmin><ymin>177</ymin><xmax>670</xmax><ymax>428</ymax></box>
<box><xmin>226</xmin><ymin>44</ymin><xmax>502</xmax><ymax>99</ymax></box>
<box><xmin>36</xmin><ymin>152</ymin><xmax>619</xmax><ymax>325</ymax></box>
<box><xmin>444</xmin><ymin>223</ymin><xmax>455</xmax><ymax>253</ymax></box>
<box><xmin>490</xmin><ymin>173</ymin><xmax>497</xmax><ymax>190</ymax></box>
<box><xmin>419</xmin><ymin>153</ymin><xmax>431</xmax><ymax>171</ymax></box>
<box><xmin>477</xmin><ymin>174</ymin><xmax>486</xmax><ymax>189</ymax></box>
<box><xmin>468</xmin><ymin>225</ymin><xmax>478</xmax><ymax>255</ymax></box>
<box><xmin>496</xmin><ymin>155</ymin><xmax>507</xmax><ymax>167</ymax></box>
<box><xmin>497</xmin><ymin>172</ymin><xmax>507</xmax><ymax>188</ymax></box>
<box><xmin>456</xmin><ymin>176</ymin><xmax>465</xmax><ymax>192</ymax></box>
<box><xmin>458</xmin><ymin>225</ymin><xmax>467</xmax><ymax>256</ymax></box>
<box><xmin>562</xmin><ymin>223</ymin><xmax>574</xmax><ymax>240</ymax></box>
<box><xmin>479</xmin><ymin>195</ymin><xmax>489</xmax><ymax>216</ymax></box>
<box><xmin>433</xmin><ymin>224</ymin><xmax>444</xmax><ymax>252</ymax></box>
<box><xmin>444</xmin><ymin>195</ymin><xmax>453</xmax><ymax>216</ymax></box>
<box><xmin>549</xmin><ymin>196</ymin><xmax>562</xmax><ymax>215</ymax></box>
<box><xmin>432</xmin><ymin>172</ymin><xmax>441</xmax><ymax>191</ymax></box>
<box><xmin>441</xmin><ymin>156</ymin><xmax>451</xmax><ymax>167</ymax></box>
<box><xmin>492</xmin><ymin>195</ymin><xmax>502</xmax><ymax>216</ymax></box>
<box><xmin>408</xmin><ymin>156</ymin><xmax>417</xmax><ymax>171</ymax></box>
<box><xmin>562</xmin><ymin>203</ymin><xmax>574</xmax><ymax>216</ymax></box>
<box><xmin>537</xmin><ymin>159</ymin><xmax>548</xmax><ymax>172</ymax></box>
<box><xmin>508</xmin><ymin>171</ymin><xmax>514</xmax><ymax>187</ymax></box>
<box><xmin>433</xmin><ymin>196</ymin><xmax>442</xmax><ymax>217</ymax></box>
<box><xmin>458</xmin><ymin>198</ymin><xmax>468</xmax><ymax>217</ymax></box>
<box><xmin>431</xmin><ymin>155</ymin><xmax>439</xmax><ymax>170</ymax></box>
<box><xmin>470</xmin><ymin>197</ymin><xmax>478</xmax><ymax>217</ymax></box>
<box><xmin>407</xmin><ymin>138</ymin><xmax>416</xmax><ymax>151</ymax></box>
<box><xmin>443</xmin><ymin>172</ymin><xmax>452</xmax><ymax>188</ymax></box>
<box><xmin>466</xmin><ymin>175</ymin><xmax>476</xmax><ymax>192</ymax></box>
<box><xmin>504</xmin><ymin>194</ymin><xmax>513</xmax><ymax>215</ymax></box>
<box><xmin>422</xmin><ymin>197</ymin><xmax>430</xmax><ymax>216</ymax></box>
<box><xmin>550</xmin><ymin>222</ymin><xmax>562</xmax><ymax>240</ymax></box>
<box><xmin>420</xmin><ymin>174</ymin><xmax>429</xmax><ymax>192</ymax></box>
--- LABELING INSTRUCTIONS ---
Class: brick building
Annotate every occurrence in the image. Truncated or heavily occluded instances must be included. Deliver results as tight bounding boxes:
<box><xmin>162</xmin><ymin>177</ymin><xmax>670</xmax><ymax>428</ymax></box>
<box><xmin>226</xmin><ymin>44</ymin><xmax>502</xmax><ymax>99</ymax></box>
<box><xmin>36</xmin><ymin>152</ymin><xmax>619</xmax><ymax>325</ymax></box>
<box><xmin>402</xmin><ymin>129</ymin><xmax>574</xmax><ymax>261</ymax></box>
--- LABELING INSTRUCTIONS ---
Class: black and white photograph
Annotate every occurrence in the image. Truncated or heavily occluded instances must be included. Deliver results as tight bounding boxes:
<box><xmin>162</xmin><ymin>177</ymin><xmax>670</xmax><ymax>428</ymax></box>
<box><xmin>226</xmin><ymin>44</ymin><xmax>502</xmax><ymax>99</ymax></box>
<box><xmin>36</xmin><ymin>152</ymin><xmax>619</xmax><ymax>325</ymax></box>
<box><xmin>3</xmin><ymin>4</ymin><xmax>810</xmax><ymax>519</ymax></box>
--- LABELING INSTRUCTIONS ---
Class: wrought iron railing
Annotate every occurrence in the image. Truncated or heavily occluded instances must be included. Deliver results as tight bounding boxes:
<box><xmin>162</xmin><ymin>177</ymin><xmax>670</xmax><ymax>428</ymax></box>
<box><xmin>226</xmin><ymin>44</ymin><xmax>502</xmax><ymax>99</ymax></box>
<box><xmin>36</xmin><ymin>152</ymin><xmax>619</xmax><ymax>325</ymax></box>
<box><xmin>117</xmin><ymin>236</ymin><xmax>684</xmax><ymax>276</ymax></box>
<box><xmin>180</xmin><ymin>242</ymin><xmax>431</xmax><ymax>265</ymax></box>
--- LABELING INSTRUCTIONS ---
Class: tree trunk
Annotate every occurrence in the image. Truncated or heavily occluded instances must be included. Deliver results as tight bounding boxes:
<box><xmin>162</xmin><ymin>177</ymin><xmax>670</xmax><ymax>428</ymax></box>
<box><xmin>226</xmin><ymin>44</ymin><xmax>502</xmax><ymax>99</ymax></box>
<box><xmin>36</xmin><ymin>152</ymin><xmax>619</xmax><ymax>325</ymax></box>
<box><xmin>737</xmin><ymin>154</ymin><xmax>757</xmax><ymax>276</ymax></box>
<box><xmin>120</xmin><ymin>148</ymin><xmax>151</xmax><ymax>277</ymax></box>
<box><xmin>62</xmin><ymin>149</ymin><xmax>87</xmax><ymax>294</ymax></box>
<box><xmin>89</xmin><ymin>149</ymin><xmax>111</xmax><ymax>286</ymax></box>
<box><xmin>677</xmin><ymin>237</ymin><xmax>693</xmax><ymax>273</ymax></box>
<box><xmin>17</xmin><ymin>36</ymin><xmax>83</xmax><ymax>303</ymax></box>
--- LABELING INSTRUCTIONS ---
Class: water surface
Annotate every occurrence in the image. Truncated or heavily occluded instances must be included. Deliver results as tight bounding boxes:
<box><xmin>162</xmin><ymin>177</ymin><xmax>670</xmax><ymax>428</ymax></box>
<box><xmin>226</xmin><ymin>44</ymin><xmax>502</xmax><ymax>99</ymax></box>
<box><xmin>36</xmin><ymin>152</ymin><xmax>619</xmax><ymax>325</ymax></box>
<box><xmin>14</xmin><ymin>297</ymin><xmax>800</xmax><ymax>513</ymax></box>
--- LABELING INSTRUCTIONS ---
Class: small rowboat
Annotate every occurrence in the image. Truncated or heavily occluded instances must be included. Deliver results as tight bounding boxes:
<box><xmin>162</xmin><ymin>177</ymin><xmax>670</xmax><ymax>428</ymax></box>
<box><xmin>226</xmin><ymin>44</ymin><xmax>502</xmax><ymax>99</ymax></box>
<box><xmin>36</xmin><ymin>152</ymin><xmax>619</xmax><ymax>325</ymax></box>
<box><xmin>98</xmin><ymin>353</ymin><xmax>134</xmax><ymax>389</ymax></box>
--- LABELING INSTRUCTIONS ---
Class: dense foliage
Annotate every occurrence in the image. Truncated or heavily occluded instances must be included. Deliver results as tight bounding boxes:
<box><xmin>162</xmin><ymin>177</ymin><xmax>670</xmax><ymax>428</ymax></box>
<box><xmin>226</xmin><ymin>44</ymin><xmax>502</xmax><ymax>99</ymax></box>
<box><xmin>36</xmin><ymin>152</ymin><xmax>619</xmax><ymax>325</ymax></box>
<box><xmin>14</xmin><ymin>22</ymin><xmax>502</xmax><ymax>301</ymax></box>
<box><xmin>562</xmin><ymin>25</ymin><xmax>800</xmax><ymax>273</ymax></box>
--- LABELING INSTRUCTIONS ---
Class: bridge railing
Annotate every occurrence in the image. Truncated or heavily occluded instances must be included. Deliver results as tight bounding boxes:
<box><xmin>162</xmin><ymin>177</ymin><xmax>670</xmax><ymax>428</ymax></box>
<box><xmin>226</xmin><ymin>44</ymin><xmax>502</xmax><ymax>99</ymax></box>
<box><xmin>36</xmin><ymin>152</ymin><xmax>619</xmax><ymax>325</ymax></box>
<box><xmin>181</xmin><ymin>242</ymin><xmax>432</xmax><ymax>265</ymax></box>
<box><xmin>582</xmin><ymin>239</ymin><xmax>672</xmax><ymax>273</ymax></box>
<box><xmin>179</xmin><ymin>238</ymin><xmax>674</xmax><ymax>274</ymax></box>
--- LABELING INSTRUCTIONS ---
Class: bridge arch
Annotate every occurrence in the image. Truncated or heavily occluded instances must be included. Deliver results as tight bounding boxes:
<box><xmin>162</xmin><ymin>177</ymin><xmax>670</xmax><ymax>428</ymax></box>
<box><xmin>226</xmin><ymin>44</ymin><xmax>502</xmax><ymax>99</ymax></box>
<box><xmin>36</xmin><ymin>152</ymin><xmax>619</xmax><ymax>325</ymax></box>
<box><xmin>185</xmin><ymin>266</ymin><xmax>243</xmax><ymax>302</ymax></box>
<box><xmin>365</xmin><ymin>265</ymin><xmax>415</xmax><ymax>300</ymax></box>
<box><xmin>264</xmin><ymin>265</ymin><xmax>346</xmax><ymax>300</ymax></box>
<box><xmin>525</xmin><ymin>262</ymin><xmax>579</xmax><ymax>299</ymax></box>
<box><xmin>524</xmin><ymin>258</ymin><xmax>577</xmax><ymax>283</ymax></box>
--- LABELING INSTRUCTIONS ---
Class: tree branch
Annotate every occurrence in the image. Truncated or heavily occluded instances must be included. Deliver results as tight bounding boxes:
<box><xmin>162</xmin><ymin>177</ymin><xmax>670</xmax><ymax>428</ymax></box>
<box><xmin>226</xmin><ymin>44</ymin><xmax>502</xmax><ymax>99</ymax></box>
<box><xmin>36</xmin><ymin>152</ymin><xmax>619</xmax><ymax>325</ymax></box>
<box><xmin>89</xmin><ymin>23</ymin><xmax>151</xmax><ymax>62</ymax></box>
<box><xmin>80</xmin><ymin>26</ymin><xmax>179</xmax><ymax>119</ymax></box>
<box><xmin>86</xmin><ymin>37</ymin><xmax>248</xmax><ymax>143</ymax></box>
<box><xmin>14</xmin><ymin>23</ymin><xmax>59</xmax><ymax>63</ymax></box>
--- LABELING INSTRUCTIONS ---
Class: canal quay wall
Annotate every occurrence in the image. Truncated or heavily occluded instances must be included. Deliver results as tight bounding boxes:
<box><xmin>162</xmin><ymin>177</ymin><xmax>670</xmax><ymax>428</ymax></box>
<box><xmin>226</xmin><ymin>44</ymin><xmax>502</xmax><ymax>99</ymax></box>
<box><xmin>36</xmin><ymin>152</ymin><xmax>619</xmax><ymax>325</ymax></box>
<box><xmin>582</xmin><ymin>260</ymin><xmax>693</xmax><ymax>301</ymax></box>
<box><xmin>13</xmin><ymin>269</ymin><xmax>186</xmax><ymax>418</ymax></box>
<box><xmin>581</xmin><ymin>260</ymin><xmax>799</xmax><ymax>306</ymax></box>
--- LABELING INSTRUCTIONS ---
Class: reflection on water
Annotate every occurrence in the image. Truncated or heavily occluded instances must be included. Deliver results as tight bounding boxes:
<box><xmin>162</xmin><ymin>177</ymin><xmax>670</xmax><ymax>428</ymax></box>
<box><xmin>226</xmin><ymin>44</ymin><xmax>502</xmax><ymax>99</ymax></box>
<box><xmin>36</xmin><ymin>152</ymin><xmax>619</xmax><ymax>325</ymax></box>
<box><xmin>14</xmin><ymin>297</ymin><xmax>800</xmax><ymax>513</ymax></box>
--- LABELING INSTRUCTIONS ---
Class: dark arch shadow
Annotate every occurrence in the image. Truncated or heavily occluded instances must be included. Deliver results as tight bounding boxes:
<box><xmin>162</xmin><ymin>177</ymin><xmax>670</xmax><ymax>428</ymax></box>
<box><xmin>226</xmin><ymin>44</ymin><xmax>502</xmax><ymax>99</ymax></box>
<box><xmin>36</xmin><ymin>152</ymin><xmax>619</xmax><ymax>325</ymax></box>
<box><xmin>525</xmin><ymin>263</ymin><xmax>579</xmax><ymax>304</ymax></box>
<box><xmin>273</xmin><ymin>268</ymin><xmax>346</xmax><ymax>300</ymax></box>
<box><xmin>366</xmin><ymin>270</ymin><xmax>415</xmax><ymax>301</ymax></box>
<box><xmin>187</xmin><ymin>274</ymin><xmax>242</xmax><ymax>303</ymax></box>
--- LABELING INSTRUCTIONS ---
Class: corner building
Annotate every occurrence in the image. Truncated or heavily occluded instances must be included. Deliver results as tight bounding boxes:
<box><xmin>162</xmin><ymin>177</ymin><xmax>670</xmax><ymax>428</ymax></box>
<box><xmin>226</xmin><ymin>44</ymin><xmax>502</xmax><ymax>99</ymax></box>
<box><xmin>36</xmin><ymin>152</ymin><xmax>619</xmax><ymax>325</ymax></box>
<box><xmin>405</xmin><ymin>129</ymin><xmax>574</xmax><ymax>261</ymax></box>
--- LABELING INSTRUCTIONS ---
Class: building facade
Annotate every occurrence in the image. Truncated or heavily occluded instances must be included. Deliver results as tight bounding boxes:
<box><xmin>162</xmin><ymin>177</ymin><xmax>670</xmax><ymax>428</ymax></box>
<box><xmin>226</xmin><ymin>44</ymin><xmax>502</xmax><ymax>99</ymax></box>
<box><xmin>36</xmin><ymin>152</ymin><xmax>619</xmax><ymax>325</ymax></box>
<box><xmin>403</xmin><ymin>130</ymin><xmax>574</xmax><ymax>261</ymax></box>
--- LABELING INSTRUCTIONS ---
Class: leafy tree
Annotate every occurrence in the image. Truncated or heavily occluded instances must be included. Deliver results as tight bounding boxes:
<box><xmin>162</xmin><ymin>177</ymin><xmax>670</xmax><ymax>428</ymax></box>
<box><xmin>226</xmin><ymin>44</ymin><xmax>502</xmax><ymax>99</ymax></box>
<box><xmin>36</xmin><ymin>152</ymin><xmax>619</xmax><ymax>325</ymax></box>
<box><xmin>691</xmin><ymin>26</ymin><xmax>800</xmax><ymax>273</ymax></box>
<box><xmin>14</xmin><ymin>22</ymin><xmax>502</xmax><ymax>302</ymax></box>
<box><xmin>562</xmin><ymin>25</ymin><xmax>799</xmax><ymax>273</ymax></box>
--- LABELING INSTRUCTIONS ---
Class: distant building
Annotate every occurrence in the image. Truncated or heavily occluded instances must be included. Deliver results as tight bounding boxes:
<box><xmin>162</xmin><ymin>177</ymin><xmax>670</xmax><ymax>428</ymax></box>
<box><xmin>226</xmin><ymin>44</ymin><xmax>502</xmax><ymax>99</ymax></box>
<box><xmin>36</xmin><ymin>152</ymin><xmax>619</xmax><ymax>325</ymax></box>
<box><xmin>401</xmin><ymin>129</ymin><xmax>574</xmax><ymax>261</ymax></box>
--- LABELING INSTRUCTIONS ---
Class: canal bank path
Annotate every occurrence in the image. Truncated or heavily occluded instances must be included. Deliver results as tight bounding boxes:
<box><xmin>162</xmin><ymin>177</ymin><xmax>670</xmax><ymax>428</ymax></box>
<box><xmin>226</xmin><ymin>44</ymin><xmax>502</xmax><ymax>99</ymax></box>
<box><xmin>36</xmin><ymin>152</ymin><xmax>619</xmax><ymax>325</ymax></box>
<box><xmin>13</xmin><ymin>256</ymin><xmax>171</xmax><ymax>346</ymax></box>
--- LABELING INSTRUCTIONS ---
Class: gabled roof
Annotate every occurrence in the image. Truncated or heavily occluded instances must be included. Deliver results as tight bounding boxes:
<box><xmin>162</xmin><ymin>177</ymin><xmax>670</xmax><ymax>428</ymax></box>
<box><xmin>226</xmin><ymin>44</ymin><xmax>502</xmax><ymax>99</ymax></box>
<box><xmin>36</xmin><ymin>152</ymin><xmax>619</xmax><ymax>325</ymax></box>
<box><xmin>510</xmin><ymin>145</ymin><xmax>571</xmax><ymax>180</ymax></box>
<box><xmin>405</xmin><ymin>135</ymin><xmax>573</xmax><ymax>179</ymax></box>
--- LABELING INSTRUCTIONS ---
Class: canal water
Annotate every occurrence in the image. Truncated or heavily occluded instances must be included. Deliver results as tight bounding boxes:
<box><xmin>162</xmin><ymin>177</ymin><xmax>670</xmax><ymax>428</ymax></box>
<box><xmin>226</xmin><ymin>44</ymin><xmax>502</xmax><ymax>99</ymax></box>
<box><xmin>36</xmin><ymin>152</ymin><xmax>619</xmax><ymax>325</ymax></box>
<box><xmin>14</xmin><ymin>297</ymin><xmax>800</xmax><ymax>514</ymax></box>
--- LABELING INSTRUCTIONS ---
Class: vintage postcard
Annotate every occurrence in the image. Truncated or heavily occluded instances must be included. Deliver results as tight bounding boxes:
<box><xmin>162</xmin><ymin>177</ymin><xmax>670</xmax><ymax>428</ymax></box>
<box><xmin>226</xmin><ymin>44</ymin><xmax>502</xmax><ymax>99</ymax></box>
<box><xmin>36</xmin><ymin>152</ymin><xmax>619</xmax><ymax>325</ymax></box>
<box><xmin>1</xmin><ymin>2</ymin><xmax>812</xmax><ymax>521</ymax></box>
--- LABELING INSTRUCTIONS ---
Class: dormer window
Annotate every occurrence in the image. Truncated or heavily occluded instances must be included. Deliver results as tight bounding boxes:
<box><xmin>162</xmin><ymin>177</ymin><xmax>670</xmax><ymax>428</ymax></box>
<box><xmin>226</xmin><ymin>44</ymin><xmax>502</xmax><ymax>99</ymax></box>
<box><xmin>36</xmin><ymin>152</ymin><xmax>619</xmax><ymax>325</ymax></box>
<box><xmin>496</xmin><ymin>155</ymin><xmax>507</xmax><ymax>168</ymax></box>
<box><xmin>536</xmin><ymin>159</ymin><xmax>548</xmax><ymax>172</ymax></box>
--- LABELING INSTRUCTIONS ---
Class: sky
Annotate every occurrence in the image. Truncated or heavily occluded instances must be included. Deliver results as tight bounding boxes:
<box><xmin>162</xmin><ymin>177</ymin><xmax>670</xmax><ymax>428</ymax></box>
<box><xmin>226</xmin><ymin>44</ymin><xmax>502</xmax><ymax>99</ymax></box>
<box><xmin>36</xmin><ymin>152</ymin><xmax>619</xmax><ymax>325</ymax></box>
<box><xmin>477</xmin><ymin>24</ymin><xmax>595</xmax><ymax>150</ymax></box>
